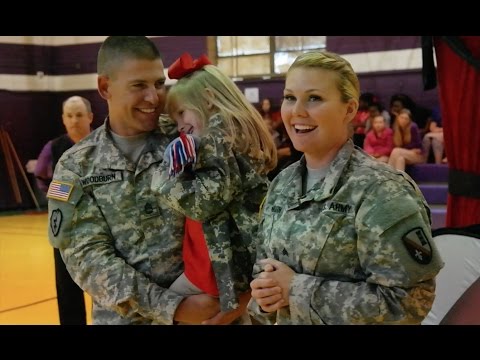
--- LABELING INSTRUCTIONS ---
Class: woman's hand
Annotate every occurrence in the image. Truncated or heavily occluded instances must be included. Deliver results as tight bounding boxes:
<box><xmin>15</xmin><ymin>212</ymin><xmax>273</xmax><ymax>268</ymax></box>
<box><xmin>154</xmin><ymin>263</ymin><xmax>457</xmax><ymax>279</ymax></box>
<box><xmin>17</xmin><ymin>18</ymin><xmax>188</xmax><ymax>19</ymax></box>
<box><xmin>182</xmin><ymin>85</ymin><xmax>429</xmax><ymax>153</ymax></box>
<box><xmin>250</xmin><ymin>258</ymin><xmax>295</xmax><ymax>312</ymax></box>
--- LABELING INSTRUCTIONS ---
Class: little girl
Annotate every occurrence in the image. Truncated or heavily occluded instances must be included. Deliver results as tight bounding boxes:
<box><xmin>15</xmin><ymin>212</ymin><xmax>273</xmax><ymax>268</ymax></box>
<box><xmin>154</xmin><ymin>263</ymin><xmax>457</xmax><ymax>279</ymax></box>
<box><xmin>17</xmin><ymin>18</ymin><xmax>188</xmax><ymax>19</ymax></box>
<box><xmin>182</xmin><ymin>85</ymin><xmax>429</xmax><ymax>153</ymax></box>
<box><xmin>363</xmin><ymin>115</ymin><xmax>394</xmax><ymax>163</ymax></box>
<box><xmin>151</xmin><ymin>53</ymin><xmax>277</xmax><ymax>324</ymax></box>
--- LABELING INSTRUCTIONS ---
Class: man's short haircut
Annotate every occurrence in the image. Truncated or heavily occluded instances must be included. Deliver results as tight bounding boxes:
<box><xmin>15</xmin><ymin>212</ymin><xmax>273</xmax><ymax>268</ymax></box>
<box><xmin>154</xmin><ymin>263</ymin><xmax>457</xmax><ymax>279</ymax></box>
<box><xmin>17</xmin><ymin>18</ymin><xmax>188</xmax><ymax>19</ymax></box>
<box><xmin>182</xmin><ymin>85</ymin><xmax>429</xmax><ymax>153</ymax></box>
<box><xmin>63</xmin><ymin>96</ymin><xmax>92</xmax><ymax>113</ymax></box>
<box><xmin>97</xmin><ymin>36</ymin><xmax>161</xmax><ymax>78</ymax></box>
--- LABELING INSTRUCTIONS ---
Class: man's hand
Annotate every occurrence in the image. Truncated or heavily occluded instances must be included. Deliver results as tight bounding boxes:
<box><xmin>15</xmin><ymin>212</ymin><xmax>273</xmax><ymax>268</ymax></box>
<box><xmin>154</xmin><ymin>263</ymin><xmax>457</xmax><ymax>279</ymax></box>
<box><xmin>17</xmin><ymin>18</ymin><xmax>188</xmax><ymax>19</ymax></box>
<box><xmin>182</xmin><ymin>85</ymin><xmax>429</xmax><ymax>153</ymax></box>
<box><xmin>25</xmin><ymin>159</ymin><xmax>37</xmax><ymax>174</ymax></box>
<box><xmin>202</xmin><ymin>290</ymin><xmax>252</xmax><ymax>325</ymax></box>
<box><xmin>174</xmin><ymin>294</ymin><xmax>220</xmax><ymax>324</ymax></box>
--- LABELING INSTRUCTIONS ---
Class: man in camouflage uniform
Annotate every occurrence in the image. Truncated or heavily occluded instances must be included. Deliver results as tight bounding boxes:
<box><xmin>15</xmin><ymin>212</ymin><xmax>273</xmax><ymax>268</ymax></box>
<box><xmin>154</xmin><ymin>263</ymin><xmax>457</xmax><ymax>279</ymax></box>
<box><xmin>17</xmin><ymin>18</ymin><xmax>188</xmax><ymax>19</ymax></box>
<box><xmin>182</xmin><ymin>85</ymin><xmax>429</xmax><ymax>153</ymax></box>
<box><xmin>249</xmin><ymin>50</ymin><xmax>444</xmax><ymax>325</ymax></box>
<box><xmin>47</xmin><ymin>36</ymin><xmax>220</xmax><ymax>324</ymax></box>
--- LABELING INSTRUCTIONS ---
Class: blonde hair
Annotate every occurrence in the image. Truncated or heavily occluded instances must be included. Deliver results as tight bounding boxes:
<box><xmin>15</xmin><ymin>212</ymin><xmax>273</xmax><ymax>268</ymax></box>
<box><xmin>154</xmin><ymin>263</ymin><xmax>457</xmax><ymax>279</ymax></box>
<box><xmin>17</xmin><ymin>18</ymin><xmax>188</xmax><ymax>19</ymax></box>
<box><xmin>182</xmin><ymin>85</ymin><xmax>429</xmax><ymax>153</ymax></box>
<box><xmin>166</xmin><ymin>65</ymin><xmax>277</xmax><ymax>173</ymax></box>
<box><xmin>288</xmin><ymin>51</ymin><xmax>360</xmax><ymax>103</ymax></box>
<box><xmin>393</xmin><ymin>108</ymin><xmax>413</xmax><ymax>147</ymax></box>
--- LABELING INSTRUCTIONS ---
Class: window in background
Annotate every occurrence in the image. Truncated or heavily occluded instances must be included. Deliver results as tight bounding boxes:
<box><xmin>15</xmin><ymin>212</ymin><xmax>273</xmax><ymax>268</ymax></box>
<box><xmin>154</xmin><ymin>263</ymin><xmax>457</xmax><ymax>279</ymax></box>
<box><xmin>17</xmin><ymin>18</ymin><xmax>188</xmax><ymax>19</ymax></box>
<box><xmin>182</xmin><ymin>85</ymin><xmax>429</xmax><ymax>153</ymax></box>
<box><xmin>215</xmin><ymin>36</ymin><xmax>326</xmax><ymax>78</ymax></box>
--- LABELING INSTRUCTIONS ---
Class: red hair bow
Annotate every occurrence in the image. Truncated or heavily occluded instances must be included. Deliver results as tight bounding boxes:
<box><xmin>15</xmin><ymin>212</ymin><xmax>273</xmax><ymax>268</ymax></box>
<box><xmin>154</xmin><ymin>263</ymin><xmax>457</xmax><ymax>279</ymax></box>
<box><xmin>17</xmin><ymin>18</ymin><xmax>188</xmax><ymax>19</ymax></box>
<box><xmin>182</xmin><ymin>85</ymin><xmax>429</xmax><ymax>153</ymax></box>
<box><xmin>168</xmin><ymin>52</ymin><xmax>212</xmax><ymax>80</ymax></box>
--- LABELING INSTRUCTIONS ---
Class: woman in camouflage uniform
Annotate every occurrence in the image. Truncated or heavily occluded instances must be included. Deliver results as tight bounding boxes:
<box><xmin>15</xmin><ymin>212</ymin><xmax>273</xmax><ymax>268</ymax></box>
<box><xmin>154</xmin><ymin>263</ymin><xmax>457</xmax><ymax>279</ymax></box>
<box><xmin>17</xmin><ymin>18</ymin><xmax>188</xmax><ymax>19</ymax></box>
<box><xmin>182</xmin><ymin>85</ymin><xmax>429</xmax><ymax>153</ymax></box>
<box><xmin>249</xmin><ymin>51</ymin><xmax>444</xmax><ymax>325</ymax></box>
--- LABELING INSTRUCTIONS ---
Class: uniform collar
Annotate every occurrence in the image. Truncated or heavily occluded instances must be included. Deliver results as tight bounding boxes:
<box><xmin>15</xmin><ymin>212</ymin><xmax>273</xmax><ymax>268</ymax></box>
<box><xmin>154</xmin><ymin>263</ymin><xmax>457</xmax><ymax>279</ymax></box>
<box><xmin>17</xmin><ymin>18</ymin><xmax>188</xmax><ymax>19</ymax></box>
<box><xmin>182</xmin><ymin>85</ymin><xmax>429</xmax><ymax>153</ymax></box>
<box><xmin>92</xmin><ymin>117</ymin><xmax>166</xmax><ymax>172</ymax></box>
<box><xmin>283</xmin><ymin>139</ymin><xmax>355</xmax><ymax>206</ymax></box>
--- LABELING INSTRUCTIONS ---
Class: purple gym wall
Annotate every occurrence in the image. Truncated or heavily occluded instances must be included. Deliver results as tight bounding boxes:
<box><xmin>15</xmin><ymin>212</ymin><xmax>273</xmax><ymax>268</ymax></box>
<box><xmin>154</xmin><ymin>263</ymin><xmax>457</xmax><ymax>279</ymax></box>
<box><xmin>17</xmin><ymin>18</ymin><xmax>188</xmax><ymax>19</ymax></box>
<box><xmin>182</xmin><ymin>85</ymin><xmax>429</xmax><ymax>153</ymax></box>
<box><xmin>0</xmin><ymin>36</ymin><xmax>437</xmax><ymax>210</ymax></box>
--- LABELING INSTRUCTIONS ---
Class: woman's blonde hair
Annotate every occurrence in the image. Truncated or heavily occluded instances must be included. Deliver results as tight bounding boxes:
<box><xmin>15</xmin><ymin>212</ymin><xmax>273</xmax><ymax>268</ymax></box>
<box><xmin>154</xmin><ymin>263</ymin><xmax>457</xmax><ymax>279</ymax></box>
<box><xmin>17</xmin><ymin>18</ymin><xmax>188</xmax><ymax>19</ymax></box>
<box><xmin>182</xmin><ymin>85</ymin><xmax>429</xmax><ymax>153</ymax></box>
<box><xmin>288</xmin><ymin>51</ymin><xmax>360</xmax><ymax>104</ymax></box>
<box><xmin>166</xmin><ymin>65</ymin><xmax>277</xmax><ymax>173</ymax></box>
<box><xmin>393</xmin><ymin>108</ymin><xmax>413</xmax><ymax>147</ymax></box>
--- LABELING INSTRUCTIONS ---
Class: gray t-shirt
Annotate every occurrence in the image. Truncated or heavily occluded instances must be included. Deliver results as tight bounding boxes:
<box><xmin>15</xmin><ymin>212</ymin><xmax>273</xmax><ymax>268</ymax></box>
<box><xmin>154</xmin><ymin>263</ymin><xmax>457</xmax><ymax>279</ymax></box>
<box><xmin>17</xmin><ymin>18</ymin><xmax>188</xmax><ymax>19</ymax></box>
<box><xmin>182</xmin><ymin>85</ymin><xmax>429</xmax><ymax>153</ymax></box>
<box><xmin>110</xmin><ymin>131</ymin><xmax>148</xmax><ymax>165</ymax></box>
<box><xmin>305</xmin><ymin>165</ymin><xmax>328</xmax><ymax>191</ymax></box>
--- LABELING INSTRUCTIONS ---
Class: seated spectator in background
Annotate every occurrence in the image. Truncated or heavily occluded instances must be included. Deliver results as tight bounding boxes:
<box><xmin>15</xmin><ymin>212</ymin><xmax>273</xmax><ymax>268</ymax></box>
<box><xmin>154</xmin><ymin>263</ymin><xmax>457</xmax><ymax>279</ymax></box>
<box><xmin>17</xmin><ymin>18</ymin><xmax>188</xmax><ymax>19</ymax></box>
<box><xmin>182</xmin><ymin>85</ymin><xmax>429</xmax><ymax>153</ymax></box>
<box><xmin>36</xmin><ymin>95</ymin><xmax>93</xmax><ymax>325</ymax></box>
<box><xmin>365</xmin><ymin>102</ymin><xmax>391</xmax><ymax>132</ymax></box>
<box><xmin>351</xmin><ymin>92</ymin><xmax>372</xmax><ymax>147</ymax></box>
<box><xmin>363</xmin><ymin>115</ymin><xmax>393</xmax><ymax>163</ymax></box>
<box><xmin>258</xmin><ymin>97</ymin><xmax>282</xmax><ymax>130</ymax></box>
<box><xmin>389</xmin><ymin>93</ymin><xmax>415</xmax><ymax>121</ymax></box>
<box><xmin>388</xmin><ymin>109</ymin><xmax>425</xmax><ymax>171</ymax></box>
<box><xmin>422</xmin><ymin>106</ymin><xmax>445</xmax><ymax>164</ymax></box>
<box><xmin>389</xmin><ymin>93</ymin><xmax>431</xmax><ymax>136</ymax></box>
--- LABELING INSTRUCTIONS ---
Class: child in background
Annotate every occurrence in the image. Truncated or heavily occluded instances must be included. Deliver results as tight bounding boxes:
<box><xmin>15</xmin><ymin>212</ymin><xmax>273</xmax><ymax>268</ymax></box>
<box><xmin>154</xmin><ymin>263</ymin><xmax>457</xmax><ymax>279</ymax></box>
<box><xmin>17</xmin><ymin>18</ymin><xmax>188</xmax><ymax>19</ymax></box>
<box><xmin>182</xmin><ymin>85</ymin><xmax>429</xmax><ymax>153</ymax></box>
<box><xmin>363</xmin><ymin>115</ymin><xmax>394</xmax><ymax>163</ymax></box>
<box><xmin>151</xmin><ymin>53</ymin><xmax>277</xmax><ymax>324</ymax></box>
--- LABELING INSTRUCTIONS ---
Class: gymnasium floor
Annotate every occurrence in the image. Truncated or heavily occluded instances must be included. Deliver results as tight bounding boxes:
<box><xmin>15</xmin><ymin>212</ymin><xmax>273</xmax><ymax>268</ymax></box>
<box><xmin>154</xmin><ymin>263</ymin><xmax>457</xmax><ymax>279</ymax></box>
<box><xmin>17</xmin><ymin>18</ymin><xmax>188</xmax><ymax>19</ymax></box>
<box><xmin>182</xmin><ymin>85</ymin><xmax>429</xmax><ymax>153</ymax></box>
<box><xmin>0</xmin><ymin>212</ymin><xmax>92</xmax><ymax>324</ymax></box>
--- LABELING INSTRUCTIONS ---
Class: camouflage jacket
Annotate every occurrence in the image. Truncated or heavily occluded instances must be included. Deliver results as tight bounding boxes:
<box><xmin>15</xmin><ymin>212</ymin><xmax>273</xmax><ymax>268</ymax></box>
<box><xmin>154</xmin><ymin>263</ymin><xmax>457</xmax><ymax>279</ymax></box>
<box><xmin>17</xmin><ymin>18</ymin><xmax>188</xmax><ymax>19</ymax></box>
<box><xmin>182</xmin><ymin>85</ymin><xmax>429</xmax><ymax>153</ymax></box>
<box><xmin>249</xmin><ymin>139</ymin><xmax>444</xmax><ymax>325</ymax></box>
<box><xmin>47</xmin><ymin>117</ymin><xmax>186</xmax><ymax>325</ymax></box>
<box><xmin>151</xmin><ymin>114</ymin><xmax>270</xmax><ymax>312</ymax></box>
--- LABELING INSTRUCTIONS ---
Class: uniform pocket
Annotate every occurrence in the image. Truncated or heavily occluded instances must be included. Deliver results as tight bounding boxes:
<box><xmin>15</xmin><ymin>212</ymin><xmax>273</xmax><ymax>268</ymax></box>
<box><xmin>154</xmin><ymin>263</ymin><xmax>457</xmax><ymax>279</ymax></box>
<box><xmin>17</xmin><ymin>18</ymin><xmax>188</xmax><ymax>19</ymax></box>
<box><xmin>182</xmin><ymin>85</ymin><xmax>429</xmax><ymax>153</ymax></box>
<box><xmin>291</xmin><ymin>213</ymin><xmax>338</xmax><ymax>275</ymax></box>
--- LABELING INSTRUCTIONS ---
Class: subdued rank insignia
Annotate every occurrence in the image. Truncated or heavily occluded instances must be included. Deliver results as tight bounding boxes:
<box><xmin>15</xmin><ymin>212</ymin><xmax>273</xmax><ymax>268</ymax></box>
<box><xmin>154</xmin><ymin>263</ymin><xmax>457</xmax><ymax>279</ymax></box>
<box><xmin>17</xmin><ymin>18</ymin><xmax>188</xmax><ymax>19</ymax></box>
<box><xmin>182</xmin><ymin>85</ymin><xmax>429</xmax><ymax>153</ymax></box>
<box><xmin>402</xmin><ymin>227</ymin><xmax>432</xmax><ymax>264</ymax></box>
<box><xmin>282</xmin><ymin>248</ymin><xmax>289</xmax><ymax>256</ymax></box>
<box><xmin>139</xmin><ymin>199</ymin><xmax>160</xmax><ymax>220</ymax></box>
<box><xmin>50</xmin><ymin>209</ymin><xmax>63</xmax><ymax>237</ymax></box>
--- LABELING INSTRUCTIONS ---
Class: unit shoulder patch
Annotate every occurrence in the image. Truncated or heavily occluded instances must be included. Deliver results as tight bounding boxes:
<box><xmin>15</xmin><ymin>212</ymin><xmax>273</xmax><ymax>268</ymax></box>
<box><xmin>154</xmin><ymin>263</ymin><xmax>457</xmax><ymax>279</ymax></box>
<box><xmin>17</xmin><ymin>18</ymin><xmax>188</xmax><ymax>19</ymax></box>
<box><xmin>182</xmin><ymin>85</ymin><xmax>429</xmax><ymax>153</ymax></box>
<box><xmin>402</xmin><ymin>227</ymin><xmax>432</xmax><ymax>264</ymax></box>
<box><xmin>50</xmin><ymin>209</ymin><xmax>63</xmax><ymax>236</ymax></box>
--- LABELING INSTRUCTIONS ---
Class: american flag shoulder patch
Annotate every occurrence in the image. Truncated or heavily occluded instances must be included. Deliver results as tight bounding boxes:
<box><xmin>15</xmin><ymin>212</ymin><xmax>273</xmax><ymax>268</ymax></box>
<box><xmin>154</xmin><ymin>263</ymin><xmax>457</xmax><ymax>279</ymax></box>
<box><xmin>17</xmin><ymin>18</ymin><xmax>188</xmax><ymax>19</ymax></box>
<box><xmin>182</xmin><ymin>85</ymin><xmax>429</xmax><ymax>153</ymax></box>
<box><xmin>47</xmin><ymin>180</ymin><xmax>74</xmax><ymax>202</ymax></box>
